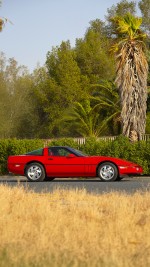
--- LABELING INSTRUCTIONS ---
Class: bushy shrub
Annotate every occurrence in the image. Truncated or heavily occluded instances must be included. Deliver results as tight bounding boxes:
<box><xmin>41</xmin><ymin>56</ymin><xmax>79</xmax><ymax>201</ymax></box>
<box><xmin>80</xmin><ymin>137</ymin><xmax>110</xmax><ymax>156</ymax></box>
<box><xmin>81</xmin><ymin>135</ymin><xmax>150</xmax><ymax>174</ymax></box>
<box><xmin>0</xmin><ymin>136</ymin><xmax>150</xmax><ymax>175</ymax></box>
<box><xmin>0</xmin><ymin>139</ymin><xmax>44</xmax><ymax>174</ymax></box>
<box><xmin>0</xmin><ymin>139</ymin><xmax>10</xmax><ymax>174</ymax></box>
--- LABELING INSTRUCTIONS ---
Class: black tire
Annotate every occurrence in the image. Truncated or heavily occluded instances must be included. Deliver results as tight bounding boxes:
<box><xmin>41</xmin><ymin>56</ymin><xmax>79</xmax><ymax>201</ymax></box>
<box><xmin>116</xmin><ymin>176</ymin><xmax>124</xmax><ymax>181</ymax></box>
<box><xmin>97</xmin><ymin>162</ymin><xmax>118</xmax><ymax>182</ymax></box>
<box><xmin>25</xmin><ymin>163</ymin><xmax>45</xmax><ymax>182</ymax></box>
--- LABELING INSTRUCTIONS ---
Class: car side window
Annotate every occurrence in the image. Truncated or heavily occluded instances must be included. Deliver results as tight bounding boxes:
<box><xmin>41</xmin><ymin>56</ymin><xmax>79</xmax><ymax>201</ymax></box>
<box><xmin>58</xmin><ymin>148</ymin><xmax>70</xmax><ymax>156</ymax></box>
<box><xmin>48</xmin><ymin>148</ymin><xmax>71</xmax><ymax>157</ymax></box>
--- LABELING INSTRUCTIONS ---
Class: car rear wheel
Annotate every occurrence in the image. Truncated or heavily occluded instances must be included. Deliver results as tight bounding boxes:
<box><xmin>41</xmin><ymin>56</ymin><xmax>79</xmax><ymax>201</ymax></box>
<box><xmin>25</xmin><ymin>163</ymin><xmax>45</xmax><ymax>182</ymax></box>
<box><xmin>98</xmin><ymin>162</ymin><xmax>118</xmax><ymax>182</ymax></box>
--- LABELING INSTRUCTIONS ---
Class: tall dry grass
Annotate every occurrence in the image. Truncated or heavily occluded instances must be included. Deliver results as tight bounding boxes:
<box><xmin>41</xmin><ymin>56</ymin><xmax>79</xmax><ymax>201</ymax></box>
<box><xmin>0</xmin><ymin>184</ymin><xmax>150</xmax><ymax>267</ymax></box>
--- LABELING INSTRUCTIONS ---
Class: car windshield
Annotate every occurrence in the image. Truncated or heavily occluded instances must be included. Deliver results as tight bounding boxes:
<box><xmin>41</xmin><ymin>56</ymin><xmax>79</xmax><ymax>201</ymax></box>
<box><xmin>26</xmin><ymin>148</ymin><xmax>43</xmax><ymax>155</ymax></box>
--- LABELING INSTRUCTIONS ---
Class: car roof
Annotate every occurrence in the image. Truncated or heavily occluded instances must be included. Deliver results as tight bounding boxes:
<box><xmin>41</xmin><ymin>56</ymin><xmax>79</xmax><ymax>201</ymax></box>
<box><xmin>48</xmin><ymin>146</ymin><xmax>71</xmax><ymax>148</ymax></box>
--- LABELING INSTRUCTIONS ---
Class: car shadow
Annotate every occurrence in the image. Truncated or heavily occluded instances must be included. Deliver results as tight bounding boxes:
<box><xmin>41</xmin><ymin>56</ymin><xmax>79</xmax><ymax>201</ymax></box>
<box><xmin>48</xmin><ymin>179</ymin><xmax>131</xmax><ymax>182</ymax></box>
<box><xmin>0</xmin><ymin>179</ymin><xmax>27</xmax><ymax>183</ymax></box>
<box><xmin>0</xmin><ymin>178</ymin><xmax>131</xmax><ymax>183</ymax></box>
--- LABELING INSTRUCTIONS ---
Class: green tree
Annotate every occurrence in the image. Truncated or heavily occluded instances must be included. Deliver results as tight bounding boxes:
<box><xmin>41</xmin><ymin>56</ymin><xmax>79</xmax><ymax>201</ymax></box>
<box><xmin>75</xmin><ymin>23</ymin><xmax>115</xmax><ymax>83</ymax></box>
<box><xmin>0</xmin><ymin>53</ymin><xmax>10</xmax><ymax>137</ymax></box>
<box><xmin>139</xmin><ymin>0</ymin><xmax>150</xmax><ymax>35</ymax></box>
<box><xmin>32</xmin><ymin>66</ymin><xmax>65</xmax><ymax>137</ymax></box>
<box><xmin>36</xmin><ymin>41</ymin><xmax>90</xmax><ymax>137</ymax></box>
<box><xmin>0</xmin><ymin>53</ymin><xmax>38</xmax><ymax>138</ymax></box>
<box><xmin>111</xmin><ymin>13</ymin><xmax>148</xmax><ymax>141</ymax></box>
<box><xmin>11</xmin><ymin>74</ymin><xmax>38</xmax><ymax>138</ymax></box>
<box><xmin>46</xmin><ymin>41</ymin><xmax>84</xmax><ymax>106</ymax></box>
<box><xmin>106</xmin><ymin>0</ymin><xmax>136</xmax><ymax>20</ymax></box>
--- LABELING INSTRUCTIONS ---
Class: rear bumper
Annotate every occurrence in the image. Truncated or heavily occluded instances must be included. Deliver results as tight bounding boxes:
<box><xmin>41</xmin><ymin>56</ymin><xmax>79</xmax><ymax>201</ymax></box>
<box><xmin>7</xmin><ymin>163</ymin><xmax>25</xmax><ymax>176</ymax></box>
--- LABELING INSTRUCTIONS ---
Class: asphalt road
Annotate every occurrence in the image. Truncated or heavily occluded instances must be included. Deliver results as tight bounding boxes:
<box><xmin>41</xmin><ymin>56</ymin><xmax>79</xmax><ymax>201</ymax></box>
<box><xmin>0</xmin><ymin>176</ymin><xmax>150</xmax><ymax>194</ymax></box>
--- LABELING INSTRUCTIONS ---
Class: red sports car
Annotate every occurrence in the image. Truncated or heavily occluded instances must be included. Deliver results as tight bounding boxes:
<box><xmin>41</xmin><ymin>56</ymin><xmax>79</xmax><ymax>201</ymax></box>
<box><xmin>7</xmin><ymin>146</ymin><xmax>143</xmax><ymax>182</ymax></box>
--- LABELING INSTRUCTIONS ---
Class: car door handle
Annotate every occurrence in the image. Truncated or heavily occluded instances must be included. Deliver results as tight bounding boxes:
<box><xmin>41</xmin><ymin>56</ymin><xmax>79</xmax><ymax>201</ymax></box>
<box><xmin>48</xmin><ymin>158</ymin><xmax>53</xmax><ymax>160</ymax></box>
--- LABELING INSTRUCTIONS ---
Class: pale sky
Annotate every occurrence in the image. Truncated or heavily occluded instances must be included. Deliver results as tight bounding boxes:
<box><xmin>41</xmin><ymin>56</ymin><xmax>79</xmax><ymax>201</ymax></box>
<box><xmin>0</xmin><ymin>0</ymin><xmax>139</xmax><ymax>72</ymax></box>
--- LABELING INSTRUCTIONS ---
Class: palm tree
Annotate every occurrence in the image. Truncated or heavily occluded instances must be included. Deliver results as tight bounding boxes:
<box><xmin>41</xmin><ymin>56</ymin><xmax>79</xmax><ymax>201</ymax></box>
<box><xmin>0</xmin><ymin>18</ymin><xmax>3</xmax><ymax>31</ymax></box>
<box><xmin>0</xmin><ymin>1</ymin><xmax>11</xmax><ymax>32</ymax></box>
<box><xmin>111</xmin><ymin>13</ymin><xmax>148</xmax><ymax>141</ymax></box>
<box><xmin>64</xmin><ymin>99</ymin><xmax>102</xmax><ymax>137</ymax></box>
<box><xmin>0</xmin><ymin>1</ymin><xmax>4</xmax><ymax>31</ymax></box>
<box><xmin>91</xmin><ymin>80</ymin><xmax>121</xmax><ymax>135</ymax></box>
<box><xmin>63</xmin><ymin>81</ymin><xmax>121</xmax><ymax>137</ymax></box>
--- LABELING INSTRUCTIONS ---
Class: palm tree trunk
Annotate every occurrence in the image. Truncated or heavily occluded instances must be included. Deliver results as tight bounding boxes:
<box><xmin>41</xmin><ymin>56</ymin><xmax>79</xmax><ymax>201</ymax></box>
<box><xmin>116</xmin><ymin>42</ymin><xmax>148</xmax><ymax>141</ymax></box>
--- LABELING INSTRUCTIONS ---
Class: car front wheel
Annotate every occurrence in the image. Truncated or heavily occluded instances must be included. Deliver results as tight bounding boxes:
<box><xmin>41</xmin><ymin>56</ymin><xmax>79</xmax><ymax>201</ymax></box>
<box><xmin>25</xmin><ymin>163</ymin><xmax>45</xmax><ymax>182</ymax></box>
<box><xmin>97</xmin><ymin>162</ymin><xmax>118</xmax><ymax>182</ymax></box>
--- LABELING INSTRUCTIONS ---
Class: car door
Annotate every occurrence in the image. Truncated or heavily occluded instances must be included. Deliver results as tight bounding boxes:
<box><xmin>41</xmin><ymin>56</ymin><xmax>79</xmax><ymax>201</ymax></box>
<box><xmin>45</xmin><ymin>147</ymin><xmax>85</xmax><ymax>177</ymax></box>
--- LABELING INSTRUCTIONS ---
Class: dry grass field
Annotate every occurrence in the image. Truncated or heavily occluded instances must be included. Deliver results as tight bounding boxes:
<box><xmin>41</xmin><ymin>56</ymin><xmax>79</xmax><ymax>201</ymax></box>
<box><xmin>0</xmin><ymin>184</ymin><xmax>150</xmax><ymax>267</ymax></box>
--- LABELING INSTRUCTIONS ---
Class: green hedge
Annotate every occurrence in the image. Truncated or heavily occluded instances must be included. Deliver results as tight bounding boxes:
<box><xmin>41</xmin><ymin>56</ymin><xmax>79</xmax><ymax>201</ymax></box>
<box><xmin>0</xmin><ymin>139</ymin><xmax>45</xmax><ymax>174</ymax></box>
<box><xmin>0</xmin><ymin>136</ymin><xmax>150</xmax><ymax>175</ymax></box>
<box><xmin>80</xmin><ymin>136</ymin><xmax>150</xmax><ymax>174</ymax></box>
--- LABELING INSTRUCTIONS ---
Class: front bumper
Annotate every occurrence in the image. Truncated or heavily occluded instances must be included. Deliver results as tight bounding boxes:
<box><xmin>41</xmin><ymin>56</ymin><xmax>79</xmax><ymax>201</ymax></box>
<box><xmin>118</xmin><ymin>165</ymin><xmax>143</xmax><ymax>176</ymax></box>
